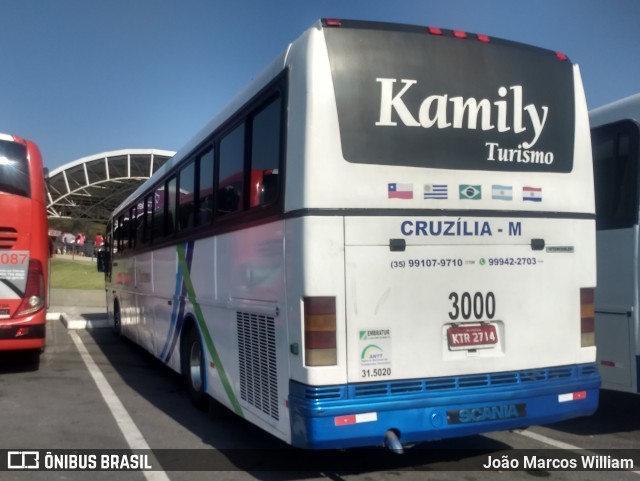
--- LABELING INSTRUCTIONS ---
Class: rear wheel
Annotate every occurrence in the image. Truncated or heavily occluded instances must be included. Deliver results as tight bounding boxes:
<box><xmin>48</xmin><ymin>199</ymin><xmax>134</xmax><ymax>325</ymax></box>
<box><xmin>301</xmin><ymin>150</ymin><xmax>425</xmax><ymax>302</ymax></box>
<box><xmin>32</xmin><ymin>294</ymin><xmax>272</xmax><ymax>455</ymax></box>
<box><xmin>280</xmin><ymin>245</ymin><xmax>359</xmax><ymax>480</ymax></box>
<box><xmin>183</xmin><ymin>326</ymin><xmax>208</xmax><ymax>410</ymax></box>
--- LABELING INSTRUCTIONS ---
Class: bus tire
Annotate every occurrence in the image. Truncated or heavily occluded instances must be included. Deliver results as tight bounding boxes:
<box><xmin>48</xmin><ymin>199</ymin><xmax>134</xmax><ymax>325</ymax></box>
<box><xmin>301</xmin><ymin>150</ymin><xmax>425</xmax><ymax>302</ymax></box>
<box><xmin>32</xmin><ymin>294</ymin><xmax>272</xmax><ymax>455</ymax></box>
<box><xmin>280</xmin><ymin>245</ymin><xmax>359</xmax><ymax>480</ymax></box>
<box><xmin>183</xmin><ymin>326</ymin><xmax>208</xmax><ymax>410</ymax></box>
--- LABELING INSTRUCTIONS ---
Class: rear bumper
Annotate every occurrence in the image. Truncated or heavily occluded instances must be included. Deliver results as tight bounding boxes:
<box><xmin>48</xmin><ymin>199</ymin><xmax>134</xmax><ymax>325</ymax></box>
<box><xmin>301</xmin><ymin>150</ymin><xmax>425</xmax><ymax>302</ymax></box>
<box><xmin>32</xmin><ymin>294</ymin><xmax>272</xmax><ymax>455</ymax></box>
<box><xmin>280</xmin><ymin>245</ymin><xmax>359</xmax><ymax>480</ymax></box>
<box><xmin>289</xmin><ymin>364</ymin><xmax>600</xmax><ymax>449</ymax></box>
<box><xmin>0</xmin><ymin>309</ymin><xmax>46</xmax><ymax>351</ymax></box>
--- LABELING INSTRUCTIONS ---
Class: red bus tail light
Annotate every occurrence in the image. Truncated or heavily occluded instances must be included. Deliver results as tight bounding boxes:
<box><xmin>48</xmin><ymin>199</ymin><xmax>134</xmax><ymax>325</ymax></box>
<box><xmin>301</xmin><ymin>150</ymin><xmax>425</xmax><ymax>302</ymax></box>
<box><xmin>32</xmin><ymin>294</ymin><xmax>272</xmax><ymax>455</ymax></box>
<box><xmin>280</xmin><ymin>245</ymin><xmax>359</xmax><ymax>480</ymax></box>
<box><xmin>16</xmin><ymin>259</ymin><xmax>45</xmax><ymax>317</ymax></box>
<box><xmin>580</xmin><ymin>288</ymin><xmax>595</xmax><ymax>347</ymax></box>
<box><xmin>304</xmin><ymin>297</ymin><xmax>337</xmax><ymax>366</ymax></box>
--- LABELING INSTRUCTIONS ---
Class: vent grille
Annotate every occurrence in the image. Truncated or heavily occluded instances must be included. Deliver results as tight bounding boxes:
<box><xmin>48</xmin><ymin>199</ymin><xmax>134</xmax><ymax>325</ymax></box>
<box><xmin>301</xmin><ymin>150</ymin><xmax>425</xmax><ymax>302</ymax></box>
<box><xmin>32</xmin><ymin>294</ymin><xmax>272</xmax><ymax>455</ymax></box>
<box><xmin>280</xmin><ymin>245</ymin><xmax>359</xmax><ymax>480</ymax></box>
<box><xmin>350</xmin><ymin>364</ymin><xmax>598</xmax><ymax>399</ymax></box>
<box><xmin>237</xmin><ymin>312</ymin><xmax>279</xmax><ymax>421</ymax></box>
<box><xmin>0</xmin><ymin>227</ymin><xmax>18</xmax><ymax>250</ymax></box>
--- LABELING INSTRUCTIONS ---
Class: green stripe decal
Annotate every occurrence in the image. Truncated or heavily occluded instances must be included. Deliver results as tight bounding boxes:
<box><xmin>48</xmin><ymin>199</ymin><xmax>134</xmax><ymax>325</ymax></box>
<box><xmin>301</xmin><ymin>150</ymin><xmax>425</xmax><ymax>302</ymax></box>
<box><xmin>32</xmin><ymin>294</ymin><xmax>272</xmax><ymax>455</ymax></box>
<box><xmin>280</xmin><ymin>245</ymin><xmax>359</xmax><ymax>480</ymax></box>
<box><xmin>176</xmin><ymin>243</ymin><xmax>243</xmax><ymax>416</ymax></box>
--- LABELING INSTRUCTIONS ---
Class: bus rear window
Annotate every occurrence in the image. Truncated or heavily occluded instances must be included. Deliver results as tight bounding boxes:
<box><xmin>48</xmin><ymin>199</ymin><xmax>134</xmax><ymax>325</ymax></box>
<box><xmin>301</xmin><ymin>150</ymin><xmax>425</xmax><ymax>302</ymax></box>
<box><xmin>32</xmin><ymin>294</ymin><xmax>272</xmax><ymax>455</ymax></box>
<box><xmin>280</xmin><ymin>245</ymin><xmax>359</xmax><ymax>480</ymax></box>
<box><xmin>324</xmin><ymin>23</ymin><xmax>575</xmax><ymax>173</ymax></box>
<box><xmin>592</xmin><ymin>120</ymin><xmax>640</xmax><ymax>230</ymax></box>
<box><xmin>0</xmin><ymin>140</ymin><xmax>30</xmax><ymax>198</ymax></box>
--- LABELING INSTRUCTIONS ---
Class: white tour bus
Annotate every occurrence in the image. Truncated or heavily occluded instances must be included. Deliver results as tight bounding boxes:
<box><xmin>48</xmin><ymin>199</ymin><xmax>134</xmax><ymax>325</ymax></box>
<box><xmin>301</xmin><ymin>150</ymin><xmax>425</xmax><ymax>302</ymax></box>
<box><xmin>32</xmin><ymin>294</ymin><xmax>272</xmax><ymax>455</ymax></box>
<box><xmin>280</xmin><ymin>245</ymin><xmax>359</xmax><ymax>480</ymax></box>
<box><xmin>590</xmin><ymin>93</ymin><xmax>640</xmax><ymax>394</ymax></box>
<box><xmin>102</xmin><ymin>19</ymin><xmax>599</xmax><ymax>451</ymax></box>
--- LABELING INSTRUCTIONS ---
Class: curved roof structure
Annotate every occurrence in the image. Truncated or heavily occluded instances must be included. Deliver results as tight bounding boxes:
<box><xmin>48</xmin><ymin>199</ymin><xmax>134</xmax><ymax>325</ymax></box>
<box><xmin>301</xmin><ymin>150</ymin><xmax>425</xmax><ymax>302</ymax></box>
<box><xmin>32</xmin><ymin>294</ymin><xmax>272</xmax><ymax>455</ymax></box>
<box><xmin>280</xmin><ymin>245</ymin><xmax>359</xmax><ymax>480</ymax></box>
<box><xmin>46</xmin><ymin>149</ymin><xmax>175</xmax><ymax>222</ymax></box>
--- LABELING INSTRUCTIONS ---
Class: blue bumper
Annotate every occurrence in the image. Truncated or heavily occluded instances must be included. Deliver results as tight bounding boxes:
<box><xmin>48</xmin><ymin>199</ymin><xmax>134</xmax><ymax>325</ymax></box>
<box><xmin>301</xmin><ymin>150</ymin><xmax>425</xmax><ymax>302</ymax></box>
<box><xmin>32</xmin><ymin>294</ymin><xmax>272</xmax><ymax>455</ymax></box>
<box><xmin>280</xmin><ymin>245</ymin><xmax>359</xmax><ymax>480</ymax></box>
<box><xmin>289</xmin><ymin>364</ymin><xmax>600</xmax><ymax>449</ymax></box>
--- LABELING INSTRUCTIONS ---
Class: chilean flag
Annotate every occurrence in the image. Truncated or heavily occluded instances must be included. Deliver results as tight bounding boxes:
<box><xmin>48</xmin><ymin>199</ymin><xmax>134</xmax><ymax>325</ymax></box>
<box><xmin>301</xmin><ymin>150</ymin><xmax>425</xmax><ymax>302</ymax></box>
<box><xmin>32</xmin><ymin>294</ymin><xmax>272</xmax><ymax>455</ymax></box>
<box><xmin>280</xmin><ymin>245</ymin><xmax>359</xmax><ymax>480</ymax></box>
<box><xmin>388</xmin><ymin>183</ymin><xmax>413</xmax><ymax>199</ymax></box>
<box><xmin>523</xmin><ymin>186</ymin><xmax>542</xmax><ymax>202</ymax></box>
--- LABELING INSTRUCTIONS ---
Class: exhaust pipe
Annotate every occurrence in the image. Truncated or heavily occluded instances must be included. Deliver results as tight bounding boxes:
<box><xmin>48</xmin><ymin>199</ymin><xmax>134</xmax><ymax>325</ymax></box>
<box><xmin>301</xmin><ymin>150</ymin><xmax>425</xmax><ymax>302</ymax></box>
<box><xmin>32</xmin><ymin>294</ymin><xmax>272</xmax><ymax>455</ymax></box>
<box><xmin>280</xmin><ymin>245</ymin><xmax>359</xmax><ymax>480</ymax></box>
<box><xmin>384</xmin><ymin>430</ymin><xmax>404</xmax><ymax>454</ymax></box>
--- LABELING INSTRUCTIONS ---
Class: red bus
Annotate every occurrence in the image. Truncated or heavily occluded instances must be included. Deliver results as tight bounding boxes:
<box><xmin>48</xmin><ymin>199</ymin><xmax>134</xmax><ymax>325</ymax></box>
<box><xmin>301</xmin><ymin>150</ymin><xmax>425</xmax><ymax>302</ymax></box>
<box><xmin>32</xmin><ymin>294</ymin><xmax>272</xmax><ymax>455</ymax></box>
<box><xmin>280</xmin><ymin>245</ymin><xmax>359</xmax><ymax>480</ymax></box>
<box><xmin>0</xmin><ymin>132</ymin><xmax>49</xmax><ymax>353</ymax></box>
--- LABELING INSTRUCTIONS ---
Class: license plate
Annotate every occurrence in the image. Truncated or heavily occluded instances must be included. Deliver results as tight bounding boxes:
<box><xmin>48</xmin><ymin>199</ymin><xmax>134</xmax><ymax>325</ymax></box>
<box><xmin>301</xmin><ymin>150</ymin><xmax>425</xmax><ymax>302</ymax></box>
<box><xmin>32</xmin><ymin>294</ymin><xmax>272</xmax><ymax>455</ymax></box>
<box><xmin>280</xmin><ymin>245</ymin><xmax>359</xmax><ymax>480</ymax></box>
<box><xmin>447</xmin><ymin>323</ymin><xmax>497</xmax><ymax>350</ymax></box>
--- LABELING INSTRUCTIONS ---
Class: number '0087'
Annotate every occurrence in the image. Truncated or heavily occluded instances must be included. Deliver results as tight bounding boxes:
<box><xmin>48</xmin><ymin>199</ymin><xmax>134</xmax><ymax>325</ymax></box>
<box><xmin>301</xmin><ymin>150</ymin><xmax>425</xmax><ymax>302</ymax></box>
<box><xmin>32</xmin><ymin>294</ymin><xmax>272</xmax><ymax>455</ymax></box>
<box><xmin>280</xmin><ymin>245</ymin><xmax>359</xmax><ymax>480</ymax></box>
<box><xmin>0</xmin><ymin>253</ymin><xmax>28</xmax><ymax>265</ymax></box>
<box><xmin>448</xmin><ymin>292</ymin><xmax>496</xmax><ymax>320</ymax></box>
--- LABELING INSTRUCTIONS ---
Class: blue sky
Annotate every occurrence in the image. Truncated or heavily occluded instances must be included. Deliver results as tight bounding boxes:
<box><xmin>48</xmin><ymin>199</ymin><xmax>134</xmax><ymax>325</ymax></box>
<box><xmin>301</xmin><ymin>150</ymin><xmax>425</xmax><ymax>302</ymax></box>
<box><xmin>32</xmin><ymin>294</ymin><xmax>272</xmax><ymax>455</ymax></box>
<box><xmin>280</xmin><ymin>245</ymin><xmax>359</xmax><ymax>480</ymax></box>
<box><xmin>0</xmin><ymin>0</ymin><xmax>638</xmax><ymax>170</ymax></box>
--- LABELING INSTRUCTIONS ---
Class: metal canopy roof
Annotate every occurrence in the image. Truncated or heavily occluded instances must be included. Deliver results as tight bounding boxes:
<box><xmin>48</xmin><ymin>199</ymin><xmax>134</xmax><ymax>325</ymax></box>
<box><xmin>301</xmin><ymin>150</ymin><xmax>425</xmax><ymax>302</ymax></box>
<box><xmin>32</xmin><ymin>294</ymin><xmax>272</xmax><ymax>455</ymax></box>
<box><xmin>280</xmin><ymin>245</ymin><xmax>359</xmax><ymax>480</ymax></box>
<box><xmin>46</xmin><ymin>149</ymin><xmax>175</xmax><ymax>222</ymax></box>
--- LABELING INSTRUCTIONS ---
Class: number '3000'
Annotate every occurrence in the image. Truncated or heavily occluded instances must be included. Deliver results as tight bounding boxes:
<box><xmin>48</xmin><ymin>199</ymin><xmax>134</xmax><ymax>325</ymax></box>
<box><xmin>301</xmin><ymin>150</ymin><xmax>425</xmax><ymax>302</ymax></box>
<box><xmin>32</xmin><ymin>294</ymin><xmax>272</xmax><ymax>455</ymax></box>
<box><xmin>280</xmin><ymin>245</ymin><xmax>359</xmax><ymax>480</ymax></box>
<box><xmin>448</xmin><ymin>292</ymin><xmax>496</xmax><ymax>320</ymax></box>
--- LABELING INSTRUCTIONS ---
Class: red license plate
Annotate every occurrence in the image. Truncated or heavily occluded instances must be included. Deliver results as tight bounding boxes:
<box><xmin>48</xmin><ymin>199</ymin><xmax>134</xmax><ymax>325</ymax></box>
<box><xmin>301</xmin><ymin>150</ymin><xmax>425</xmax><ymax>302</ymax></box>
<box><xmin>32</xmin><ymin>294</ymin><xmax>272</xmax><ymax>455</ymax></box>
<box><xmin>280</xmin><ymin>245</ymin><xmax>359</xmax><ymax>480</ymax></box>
<box><xmin>447</xmin><ymin>324</ymin><xmax>497</xmax><ymax>350</ymax></box>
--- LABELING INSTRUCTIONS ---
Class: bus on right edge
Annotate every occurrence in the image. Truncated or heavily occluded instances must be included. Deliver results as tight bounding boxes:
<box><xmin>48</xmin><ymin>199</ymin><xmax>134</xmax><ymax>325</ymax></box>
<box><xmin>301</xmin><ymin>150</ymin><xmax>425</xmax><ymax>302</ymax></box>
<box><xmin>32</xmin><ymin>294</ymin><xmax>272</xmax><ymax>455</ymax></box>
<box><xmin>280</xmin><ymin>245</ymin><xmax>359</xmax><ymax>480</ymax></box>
<box><xmin>590</xmin><ymin>93</ymin><xmax>640</xmax><ymax>394</ymax></box>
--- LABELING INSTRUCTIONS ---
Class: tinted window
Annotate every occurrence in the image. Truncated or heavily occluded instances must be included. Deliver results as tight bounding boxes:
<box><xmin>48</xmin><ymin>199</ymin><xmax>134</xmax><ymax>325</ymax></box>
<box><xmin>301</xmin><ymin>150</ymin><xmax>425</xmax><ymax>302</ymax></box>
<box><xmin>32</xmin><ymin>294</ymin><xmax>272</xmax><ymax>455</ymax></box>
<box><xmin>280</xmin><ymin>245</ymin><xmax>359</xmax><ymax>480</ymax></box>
<box><xmin>166</xmin><ymin>176</ymin><xmax>177</xmax><ymax>236</ymax></box>
<box><xmin>250</xmin><ymin>97</ymin><xmax>281</xmax><ymax>207</ymax></box>
<box><xmin>0</xmin><ymin>140</ymin><xmax>30</xmax><ymax>197</ymax></box>
<box><xmin>152</xmin><ymin>186</ymin><xmax>165</xmax><ymax>241</ymax></box>
<box><xmin>129</xmin><ymin>206</ymin><xmax>137</xmax><ymax>250</ymax></box>
<box><xmin>592</xmin><ymin>120</ymin><xmax>640</xmax><ymax>230</ymax></box>
<box><xmin>178</xmin><ymin>161</ymin><xmax>196</xmax><ymax>231</ymax></box>
<box><xmin>324</xmin><ymin>24</ymin><xmax>575</xmax><ymax>172</ymax></box>
<box><xmin>217</xmin><ymin>124</ymin><xmax>245</xmax><ymax>216</ymax></box>
<box><xmin>198</xmin><ymin>148</ymin><xmax>214</xmax><ymax>225</ymax></box>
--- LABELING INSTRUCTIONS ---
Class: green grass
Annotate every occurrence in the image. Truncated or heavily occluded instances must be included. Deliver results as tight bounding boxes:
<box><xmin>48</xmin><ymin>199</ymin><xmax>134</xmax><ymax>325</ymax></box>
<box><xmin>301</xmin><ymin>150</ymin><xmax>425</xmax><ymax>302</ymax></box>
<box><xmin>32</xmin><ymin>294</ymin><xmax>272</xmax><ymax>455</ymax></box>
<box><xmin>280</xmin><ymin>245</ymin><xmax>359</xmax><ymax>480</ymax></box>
<box><xmin>50</xmin><ymin>258</ymin><xmax>105</xmax><ymax>290</ymax></box>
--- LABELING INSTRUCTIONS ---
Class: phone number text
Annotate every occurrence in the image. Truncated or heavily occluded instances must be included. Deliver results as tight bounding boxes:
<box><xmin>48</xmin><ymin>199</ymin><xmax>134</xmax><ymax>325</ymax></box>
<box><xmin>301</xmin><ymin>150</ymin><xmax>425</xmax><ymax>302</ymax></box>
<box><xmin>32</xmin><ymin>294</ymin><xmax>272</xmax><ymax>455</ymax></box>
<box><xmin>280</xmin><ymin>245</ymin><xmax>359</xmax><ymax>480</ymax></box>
<box><xmin>390</xmin><ymin>258</ymin><xmax>463</xmax><ymax>269</ymax></box>
<box><xmin>485</xmin><ymin>257</ymin><xmax>538</xmax><ymax>266</ymax></box>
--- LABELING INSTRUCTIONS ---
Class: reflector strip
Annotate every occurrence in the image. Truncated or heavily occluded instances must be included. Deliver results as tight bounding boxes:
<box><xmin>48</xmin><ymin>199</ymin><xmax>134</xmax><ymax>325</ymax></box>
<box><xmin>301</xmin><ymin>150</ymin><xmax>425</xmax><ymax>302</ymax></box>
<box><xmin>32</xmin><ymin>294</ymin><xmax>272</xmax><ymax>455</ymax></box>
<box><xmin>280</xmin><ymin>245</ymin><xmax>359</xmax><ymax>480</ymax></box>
<box><xmin>600</xmin><ymin>360</ymin><xmax>622</xmax><ymax>368</ymax></box>
<box><xmin>558</xmin><ymin>391</ymin><xmax>587</xmax><ymax>403</ymax></box>
<box><xmin>334</xmin><ymin>412</ymin><xmax>378</xmax><ymax>426</ymax></box>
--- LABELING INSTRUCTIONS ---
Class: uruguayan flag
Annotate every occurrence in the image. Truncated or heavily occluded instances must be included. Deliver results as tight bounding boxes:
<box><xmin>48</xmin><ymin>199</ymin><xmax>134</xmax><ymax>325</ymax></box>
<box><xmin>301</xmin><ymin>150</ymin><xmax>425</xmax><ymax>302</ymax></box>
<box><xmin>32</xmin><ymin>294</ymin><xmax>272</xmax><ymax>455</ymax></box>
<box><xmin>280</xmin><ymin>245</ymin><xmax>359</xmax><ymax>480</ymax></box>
<box><xmin>424</xmin><ymin>184</ymin><xmax>448</xmax><ymax>199</ymax></box>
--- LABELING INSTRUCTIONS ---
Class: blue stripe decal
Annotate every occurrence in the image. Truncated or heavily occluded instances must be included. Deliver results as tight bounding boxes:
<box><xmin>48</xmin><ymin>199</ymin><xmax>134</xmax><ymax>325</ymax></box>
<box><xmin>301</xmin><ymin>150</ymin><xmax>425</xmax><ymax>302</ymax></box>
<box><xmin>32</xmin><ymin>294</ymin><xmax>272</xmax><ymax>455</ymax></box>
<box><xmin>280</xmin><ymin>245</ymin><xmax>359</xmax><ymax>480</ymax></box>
<box><xmin>165</xmin><ymin>241</ymin><xmax>194</xmax><ymax>362</ymax></box>
<box><xmin>160</xmin><ymin>241</ymin><xmax>195</xmax><ymax>363</ymax></box>
<box><xmin>159</xmin><ymin>251</ymin><xmax>184</xmax><ymax>361</ymax></box>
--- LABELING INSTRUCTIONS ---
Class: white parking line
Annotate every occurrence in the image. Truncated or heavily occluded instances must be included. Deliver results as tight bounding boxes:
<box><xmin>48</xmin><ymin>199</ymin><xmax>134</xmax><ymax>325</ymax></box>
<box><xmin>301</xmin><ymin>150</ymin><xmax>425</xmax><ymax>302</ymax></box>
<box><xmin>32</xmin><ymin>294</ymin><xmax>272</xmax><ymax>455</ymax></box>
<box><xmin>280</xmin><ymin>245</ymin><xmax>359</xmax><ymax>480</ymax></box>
<box><xmin>516</xmin><ymin>429</ymin><xmax>582</xmax><ymax>450</ymax></box>
<box><xmin>69</xmin><ymin>330</ymin><xmax>171</xmax><ymax>481</ymax></box>
<box><xmin>515</xmin><ymin>429</ymin><xmax>640</xmax><ymax>476</ymax></box>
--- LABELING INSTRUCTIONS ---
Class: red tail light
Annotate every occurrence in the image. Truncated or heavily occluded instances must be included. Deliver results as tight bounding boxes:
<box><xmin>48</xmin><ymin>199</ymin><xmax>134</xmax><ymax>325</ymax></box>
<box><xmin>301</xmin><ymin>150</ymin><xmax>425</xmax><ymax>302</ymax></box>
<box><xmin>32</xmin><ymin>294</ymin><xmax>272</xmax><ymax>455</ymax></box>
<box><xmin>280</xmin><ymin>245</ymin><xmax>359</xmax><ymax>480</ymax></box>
<box><xmin>304</xmin><ymin>297</ymin><xmax>337</xmax><ymax>366</ymax></box>
<box><xmin>580</xmin><ymin>288</ymin><xmax>595</xmax><ymax>347</ymax></box>
<box><xmin>324</xmin><ymin>19</ymin><xmax>342</xmax><ymax>27</ymax></box>
<box><xmin>16</xmin><ymin>259</ymin><xmax>45</xmax><ymax>317</ymax></box>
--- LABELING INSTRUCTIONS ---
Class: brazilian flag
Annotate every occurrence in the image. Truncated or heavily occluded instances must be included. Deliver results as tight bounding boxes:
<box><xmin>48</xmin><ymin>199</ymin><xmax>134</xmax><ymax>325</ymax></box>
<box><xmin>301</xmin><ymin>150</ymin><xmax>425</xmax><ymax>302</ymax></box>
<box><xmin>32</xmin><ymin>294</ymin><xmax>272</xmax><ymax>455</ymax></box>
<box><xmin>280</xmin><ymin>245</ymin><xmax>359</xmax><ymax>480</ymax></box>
<box><xmin>459</xmin><ymin>184</ymin><xmax>481</xmax><ymax>200</ymax></box>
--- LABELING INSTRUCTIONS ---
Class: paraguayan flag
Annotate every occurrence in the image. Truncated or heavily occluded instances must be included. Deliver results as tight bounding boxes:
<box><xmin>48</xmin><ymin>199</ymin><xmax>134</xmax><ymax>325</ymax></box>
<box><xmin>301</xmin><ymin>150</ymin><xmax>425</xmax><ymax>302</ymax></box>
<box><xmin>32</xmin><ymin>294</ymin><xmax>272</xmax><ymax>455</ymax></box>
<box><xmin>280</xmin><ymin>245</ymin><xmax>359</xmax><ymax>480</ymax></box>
<box><xmin>523</xmin><ymin>186</ymin><xmax>542</xmax><ymax>202</ymax></box>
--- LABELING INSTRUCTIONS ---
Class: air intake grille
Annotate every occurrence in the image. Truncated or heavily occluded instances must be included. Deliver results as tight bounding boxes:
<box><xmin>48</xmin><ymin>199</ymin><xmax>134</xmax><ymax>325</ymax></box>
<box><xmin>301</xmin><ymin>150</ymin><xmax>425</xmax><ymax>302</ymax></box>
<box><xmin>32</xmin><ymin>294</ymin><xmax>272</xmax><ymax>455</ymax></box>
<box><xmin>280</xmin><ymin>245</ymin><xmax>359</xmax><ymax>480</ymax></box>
<box><xmin>0</xmin><ymin>227</ymin><xmax>18</xmax><ymax>250</ymax></box>
<box><xmin>237</xmin><ymin>312</ymin><xmax>279</xmax><ymax>421</ymax></box>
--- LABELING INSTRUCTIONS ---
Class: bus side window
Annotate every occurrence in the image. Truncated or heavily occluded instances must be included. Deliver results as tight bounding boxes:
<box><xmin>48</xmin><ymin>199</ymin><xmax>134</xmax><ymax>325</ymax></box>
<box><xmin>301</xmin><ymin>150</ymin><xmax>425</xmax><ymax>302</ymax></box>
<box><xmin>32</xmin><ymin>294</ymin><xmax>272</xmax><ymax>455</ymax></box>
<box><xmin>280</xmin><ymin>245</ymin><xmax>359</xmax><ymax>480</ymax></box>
<box><xmin>250</xmin><ymin>96</ymin><xmax>281</xmax><ymax>208</ymax></box>
<box><xmin>178</xmin><ymin>160</ymin><xmax>196</xmax><ymax>231</ymax></box>
<box><xmin>152</xmin><ymin>185</ymin><xmax>165</xmax><ymax>242</ymax></box>
<box><xmin>129</xmin><ymin>206</ymin><xmax>137</xmax><ymax>250</ymax></box>
<box><xmin>198</xmin><ymin>148</ymin><xmax>214</xmax><ymax>225</ymax></box>
<box><xmin>217</xmin><ymin>123</ymin><xmax>245</xmax><ymax>217</ymax></box>
<box><xmin>166</xmin><ymin>176</ymin><xmax>177</xmax><ymax>236</ymax></box>
<box><xmin>261</xmin><ymin>170</ymin><xmax>279</xmax><ymax>205</ymax></box>
<box><xmin>143</xmin><ymin>194</ymin><xmax>153</xmax><ymax>244</ymax></box>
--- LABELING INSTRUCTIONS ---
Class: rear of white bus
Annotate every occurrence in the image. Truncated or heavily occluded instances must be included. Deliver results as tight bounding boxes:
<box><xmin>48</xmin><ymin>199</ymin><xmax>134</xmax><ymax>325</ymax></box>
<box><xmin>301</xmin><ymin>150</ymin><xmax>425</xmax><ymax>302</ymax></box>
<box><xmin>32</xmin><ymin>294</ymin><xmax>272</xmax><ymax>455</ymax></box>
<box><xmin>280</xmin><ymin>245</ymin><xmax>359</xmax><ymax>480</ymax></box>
<box><xmin>284</xmin><ymin>20</ymin><xmax>599</xmax><ymax>450</ymax></box>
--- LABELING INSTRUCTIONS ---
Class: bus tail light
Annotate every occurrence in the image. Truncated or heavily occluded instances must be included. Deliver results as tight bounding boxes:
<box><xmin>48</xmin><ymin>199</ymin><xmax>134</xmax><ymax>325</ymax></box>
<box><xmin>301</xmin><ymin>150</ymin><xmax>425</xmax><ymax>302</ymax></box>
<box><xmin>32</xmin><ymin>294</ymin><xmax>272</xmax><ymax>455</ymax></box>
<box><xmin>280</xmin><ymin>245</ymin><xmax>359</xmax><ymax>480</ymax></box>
<box><xmin>580</xmin><ymin>288</ymin><xmax>595</xmax><ymax>347</ymax></box>
<box><xmin>304</xmin><ymin>297</ymin><xmax>337</xmax><ymax>366</ymax></box>
<box><xmin>16</xmin><ymin>259</ymin><xmax>45</xmax><ymax>317</ymax></box>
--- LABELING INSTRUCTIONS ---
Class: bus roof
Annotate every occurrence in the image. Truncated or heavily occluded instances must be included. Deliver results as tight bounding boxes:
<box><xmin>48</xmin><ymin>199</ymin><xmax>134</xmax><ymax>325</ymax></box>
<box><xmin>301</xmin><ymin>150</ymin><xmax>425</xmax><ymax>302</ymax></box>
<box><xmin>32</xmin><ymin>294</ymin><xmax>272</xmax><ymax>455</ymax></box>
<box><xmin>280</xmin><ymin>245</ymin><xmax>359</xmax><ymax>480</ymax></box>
<box><xmin>590</xmin><ymin>93</ymin><xmax>640</xmax><ymax>128</ymax></box>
